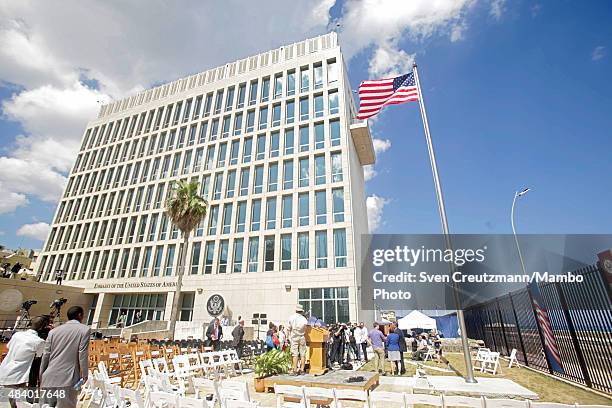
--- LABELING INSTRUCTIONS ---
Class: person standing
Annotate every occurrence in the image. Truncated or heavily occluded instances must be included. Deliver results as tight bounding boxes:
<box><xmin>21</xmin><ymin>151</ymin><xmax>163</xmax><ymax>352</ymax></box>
<box><xmin>355</xmin><ymin>322</ymin><xmax>368</xmax><ymax>362</ymax></box>
<box><xmin>40</xmin><ymin>306</ymin><xmax>90</xmax><ymax>408</ymax></box>
<box><xmin>54</xmin><ymin>269</ymin><xmax>63</xmax><ymax>285</ymax></box>
<box><xmin>368</xmin><ymin>323</ymin><xmax>386</xmax><ymax>375</ymax></box>
<box><xmin>231</xmin><ymin>319</ymin><xmax>245</xmax><ymax>365</ymax></box>
<box><xmin>393</xmin><ymin>323</ymin><xmax>407</xmax><ymax>374</ymax></box>
<box><xmin>206</xmin><ymin>318</ymin><xmax>223</xmax><ymax>351</ymax></box>
<box><xmin>0</xmin><ymin>317</ymin><xmax>46</xmax><ymax>408</ymax></box>
<box><xmin>287</xmin><ymin>304</ymin><xmax>308</xmax><ymax>375</ymax></box>
<box><xmin>386</xmin><ymin>323</ymin><xmax>401</xmax><ymax>375</ymax></box>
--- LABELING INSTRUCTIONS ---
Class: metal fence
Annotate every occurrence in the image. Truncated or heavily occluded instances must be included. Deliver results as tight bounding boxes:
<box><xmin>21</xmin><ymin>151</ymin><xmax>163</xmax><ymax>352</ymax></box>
<box><xmin>464</xmin><ymin>263</ymin><xmax>612</xmax><ymax>394</ymax></box>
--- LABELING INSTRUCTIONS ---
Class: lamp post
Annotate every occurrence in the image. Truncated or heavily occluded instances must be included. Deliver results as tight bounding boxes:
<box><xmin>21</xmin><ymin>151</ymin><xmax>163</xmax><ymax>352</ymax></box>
<box><xmin>511</xmin><ymin>188</ymin><xmax>531</xmax><ymax>275</ymax></box>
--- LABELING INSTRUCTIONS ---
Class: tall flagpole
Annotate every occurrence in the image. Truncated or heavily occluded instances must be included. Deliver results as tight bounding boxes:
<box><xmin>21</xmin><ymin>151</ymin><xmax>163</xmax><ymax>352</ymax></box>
<box><xmin>413</xmin><ymin>62</ymin><xmax>476</xmax><ymax>383</ymax></box>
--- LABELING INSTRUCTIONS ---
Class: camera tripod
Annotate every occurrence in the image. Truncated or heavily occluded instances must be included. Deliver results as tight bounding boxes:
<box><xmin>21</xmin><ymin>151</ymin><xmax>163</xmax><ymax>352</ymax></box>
<box><xmin>14</xmin><ymin>308</ymin><xmax>32</xmax><ymax>330</ymax></box>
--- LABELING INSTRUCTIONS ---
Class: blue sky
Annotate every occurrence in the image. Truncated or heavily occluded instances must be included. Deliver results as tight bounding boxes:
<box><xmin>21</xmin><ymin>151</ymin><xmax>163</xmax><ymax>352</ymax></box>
<box><xmin>0</xmin><ymin>0</ymin><xmax>610</xmax><ymax>250</ymax></box>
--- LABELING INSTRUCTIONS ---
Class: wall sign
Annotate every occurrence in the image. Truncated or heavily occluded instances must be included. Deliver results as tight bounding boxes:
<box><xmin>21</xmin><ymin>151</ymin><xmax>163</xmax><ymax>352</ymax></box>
<box><xmin>206</xmin><ymin>294</ymin><xmax>225</xmax><ymax>317</ymax></box>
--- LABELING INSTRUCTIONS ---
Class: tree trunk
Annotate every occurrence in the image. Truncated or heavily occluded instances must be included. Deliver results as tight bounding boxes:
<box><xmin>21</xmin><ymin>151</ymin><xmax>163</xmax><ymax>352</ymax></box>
<box><xmin>168</xmin><ymin>234</ymin><xmax>189</xmax><ymax>339</ymax></box>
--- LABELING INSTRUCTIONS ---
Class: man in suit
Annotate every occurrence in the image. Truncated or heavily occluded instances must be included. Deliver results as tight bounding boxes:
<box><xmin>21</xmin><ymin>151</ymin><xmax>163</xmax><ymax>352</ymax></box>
<box><xmin>40</xmin><ymin>306</ymin><xmax>90</xmax><ymax>408</ymax></box>
<box><xmin>393</xmin><ymin>324</ymin><xmax>407</xmax><ymax>374</ymax></box>
<box><xmin>206</xmin><ymin>317</ymin><xmax>223</xmax><ymax>350</ymax></box>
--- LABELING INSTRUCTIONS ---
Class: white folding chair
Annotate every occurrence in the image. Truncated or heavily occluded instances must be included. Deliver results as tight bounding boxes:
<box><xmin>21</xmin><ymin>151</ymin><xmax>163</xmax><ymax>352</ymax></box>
<box><xmin>220</xmin><ymin>388</ymin><xmax>250</xmax><ymax>408</ymax></box>
<box><xmin>228</xmin><ymin>349</ymin><xmax>244</xmax><ymax>373</ymax></box>
<box><xmin>474</xmin><ymin>348</ymin><xmax>491</xmax><ymax>371</ymax></box>
<box><xmin>152</xmin><ymin>357</ymin><xmax>171</xmax><ymax>374</ymax></box>
<box><xmin>89</xmin><ymin>377</ymin><xmax>117</xmax><ymax>408</ymax></box>
<box><xmin>423</xmin><ymin>346</ymin><xmax>436</xmax><ymax>362</ymax></box>
<box><xmin>334</xmin><ymin>389</ymin><xmax>369</xmax><ymax>408</ymax></box>
<box><xmin>225</xmin><ymin>401</ymin><xmax>260</xmax><ymax>408</ymax></box>
<box><xmin>97</xmin><ymin>361</ymin><xmax>123</xmax><ymax>385</ymax></box>
<box><xmin>481</xmin><ymin>352</ymin><xmax>502</xmax><ymax>375</ymax></box>
<box><xmin>178</xmin><ymin>396</ymin><xmax>208</xmax><ymax>408</ymax></box>
<box><xmin>442</xmin><ymin>395</ymin><xmax>485</xmax><ymax>408</ymax></box>
<box><xmin>303</xmin><ymin>386</ymin><xmax>337</xmax><ymax>408</ymax></box>
<box><xmin>193</xmin><ymin>377</ymin><xmax>220</xmax><ymax>408</ymax></box>
<box><xmin>173</xmin><ymin>355</ymin><xmax>197</xmax><ymax>391</ymax></box>
<box><xmin>117</xmin><ymin>386</ymin><xmax>146</xmax><ymax>408</ymax></box>
<box><xmin>508</xmin><ymin>349</ymin><xmax>520</xmax><ymax>368</ymax></box>
<box><xmin>404</xmin><ymin>393</ymin><xmax>444</xmax><ymax>408</ymax></box>
<box><xmin>220</xmin><ymin>380</ymin><xmax>251</xmax><ymax>402</ymax></box>
<box><xmin>147</xmin><ymin>391</ymin><xmax>179</xmax><ymax>408</ymax></box>
<box><xmin>369</xmin><ymin>391</ymin><xmax>406</xmax><ymax>408</ymax></box>
<box><xmin>274</xmin><ymin>384</ymin><xmax>308</xmax><ymax>408</ymax></box>
<box><xmin>484</xmin><ymin>398</ymin><xmax>529</xmax><ymax>408</ymax></box>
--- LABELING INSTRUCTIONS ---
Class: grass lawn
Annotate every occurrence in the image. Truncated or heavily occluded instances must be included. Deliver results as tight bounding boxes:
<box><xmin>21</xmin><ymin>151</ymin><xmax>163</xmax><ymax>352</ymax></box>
<box><xmin>358</xmin><ymin>352</ymin><xmax>611</xmax><ymax>405</ymax></box>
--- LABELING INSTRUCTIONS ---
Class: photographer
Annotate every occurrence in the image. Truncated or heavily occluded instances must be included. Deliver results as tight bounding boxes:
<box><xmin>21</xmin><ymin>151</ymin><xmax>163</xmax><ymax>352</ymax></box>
<box><xmin>329</xmin><ymin>323</ymin><xmax>346</xmax><ymax>368</ymax></box>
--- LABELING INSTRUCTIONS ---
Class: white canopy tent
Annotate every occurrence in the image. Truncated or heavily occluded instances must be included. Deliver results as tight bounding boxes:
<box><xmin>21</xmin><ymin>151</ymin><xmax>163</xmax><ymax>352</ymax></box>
<box><xmin>398</xmin><ymin>310</ymin><xmax>437</xmax><ymax>331</ymax></box>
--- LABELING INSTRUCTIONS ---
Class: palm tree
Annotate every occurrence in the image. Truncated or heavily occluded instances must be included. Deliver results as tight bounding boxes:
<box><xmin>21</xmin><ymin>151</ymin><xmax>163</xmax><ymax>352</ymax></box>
<box><xmin>165</xmin><ymin>180</ymin><xmax>208</xmax><ymax>338</ymax></box>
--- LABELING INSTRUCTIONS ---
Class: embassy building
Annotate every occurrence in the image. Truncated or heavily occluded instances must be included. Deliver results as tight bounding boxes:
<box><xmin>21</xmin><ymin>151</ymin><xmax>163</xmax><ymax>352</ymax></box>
<box><xmin>36</xmin><ymin>32</ymin><xmax>375</xmax><ymax>335</ymax></box>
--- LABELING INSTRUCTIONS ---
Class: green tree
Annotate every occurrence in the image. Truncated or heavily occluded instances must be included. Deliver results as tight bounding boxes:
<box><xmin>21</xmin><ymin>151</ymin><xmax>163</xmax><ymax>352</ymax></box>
<box><xmin>165</xmin><ymin>180</ymin><xmax>208</xmax><ymax>338</ymax></box>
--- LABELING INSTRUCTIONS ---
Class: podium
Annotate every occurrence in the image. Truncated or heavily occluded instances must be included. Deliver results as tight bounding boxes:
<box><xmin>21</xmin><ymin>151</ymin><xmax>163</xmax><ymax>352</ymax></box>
<box><xmin>305</xmin><ymin>326</ymin><xmax>330</xmax><ymax>375</ymax></box>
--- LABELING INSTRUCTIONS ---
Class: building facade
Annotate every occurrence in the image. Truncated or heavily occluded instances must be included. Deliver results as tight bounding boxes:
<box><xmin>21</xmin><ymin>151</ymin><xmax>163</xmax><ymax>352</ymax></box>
<box><xmin>36</xmin><ymin>32</ymin><xmax>374</xmax><ymax>333</ymax></box>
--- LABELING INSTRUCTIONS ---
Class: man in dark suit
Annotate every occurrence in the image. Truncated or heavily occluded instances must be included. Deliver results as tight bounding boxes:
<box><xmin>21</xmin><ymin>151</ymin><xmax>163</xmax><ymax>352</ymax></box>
<box><xmin>206</xmin><ymin>317</ymin><xmax>223</xmax><ymax>350</ymax></box>
<box><xmin>231</xmin><ymin>318</ymin><xmax>245</xmax><ymax>367</ymax></box>
<box><xmin>40</xmin><ymin>306</ymin><xmax>90</xmax><ymax>408</ymax></box>
<box><xmin>394</xmin><ymin>325</ymin><xmax>407</xmax><ymax>374</ymax></box>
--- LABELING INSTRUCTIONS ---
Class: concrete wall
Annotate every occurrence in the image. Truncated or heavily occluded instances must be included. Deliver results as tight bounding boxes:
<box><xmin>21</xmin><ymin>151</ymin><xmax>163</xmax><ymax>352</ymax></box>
<box><xmin>0</xmin><ymin>278</ymin><xmax>92</xmax><ymax>327</ymax></box>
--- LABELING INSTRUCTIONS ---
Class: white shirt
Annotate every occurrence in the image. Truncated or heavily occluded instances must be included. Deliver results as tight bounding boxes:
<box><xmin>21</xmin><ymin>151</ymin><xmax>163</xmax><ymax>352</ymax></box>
<box><xmin>288</xmin><ymin>313</ymin><xmax>308</xmax><ymax>340</ymax></box>
<box><xmin>0</xmin><ymin>330</ymin><xmax>44</xmax><ymax>385</ymax></box>
<box><xmin>354</xmin><ymin>326</ymin><xmax>369</xmax><ymax>344</ymax></box>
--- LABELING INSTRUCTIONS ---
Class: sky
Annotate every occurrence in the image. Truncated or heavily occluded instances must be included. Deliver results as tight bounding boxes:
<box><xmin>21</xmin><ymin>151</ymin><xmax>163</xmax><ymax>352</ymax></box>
<box><xmin>0</xmin><ymin>0</ymin><xmax>611</xmax><ymax>251</ymax></box>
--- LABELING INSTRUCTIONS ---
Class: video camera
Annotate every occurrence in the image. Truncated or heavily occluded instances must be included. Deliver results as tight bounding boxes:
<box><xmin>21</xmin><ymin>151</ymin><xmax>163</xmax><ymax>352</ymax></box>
<box><xmin>22</xmin><ymin>300</ymin><xmax>37</xmax><ymax>310</ymax></box>
<box><xmin>51</xmin><ymin>298</ymin><xmax>67</xmax><ymax>308</ymax></box>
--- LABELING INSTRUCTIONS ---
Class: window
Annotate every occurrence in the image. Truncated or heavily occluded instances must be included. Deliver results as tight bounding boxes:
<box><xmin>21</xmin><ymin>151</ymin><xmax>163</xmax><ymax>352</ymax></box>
<box><xmin>248</xmin><ymin>237</ymin><xmax>259</xmax><ymax>272</ymax></box>
<box><xmin>210</xmin><ymin>119</ymin><xmax>219</xmax><ymax>141</ymax></box>
<box><xmin>329</xmin><ymin>91</ymin><xmax>339</xmax><ymax>115</ymax></box>
<box><xmin>249</xmin><ymin>80</ymin><xmax>258</xmax><ymax>105</ymax></box>
<box><xmin>193</xmin><ymin>95</ymin><xmax>203</xmax><ymax>120</ymax></box>
<box><xmin>205</xmin><ymin>146</ymin><xmax>215</xmax><ymax>170</ymax></box>
<box><xmin>330</xmin><ymin>119</ymin><xmax>340</xmax><ymax>147</ymax></box>
<box><xmin>165</xmin><ymin>245</ymin><xmax>176</xmax><ymax>276</ymax></box>
<box><xmin>327</xmin><ymin>60</ymin><xmax>338</xmax><ymax>84</ymax></box>
<box><xmin>194</xmin><ymin>148</ymin><xmax>204</xmax><ymax>171</ymax></box>
<box><xmin>204</xmin><ymin>93</ymin><xmax>213</xmax><ymax>117</ymax></box>
<box><xmin>268</xmin><ymin>163</ymin><xmax>278</xmax><ymax>192</ymax></box>
<box><xmin>298</xmin><ymin>287</ymin><xmax>348</xmax><ymax>324</ymax></box>
<box><xmin>213</xmin><ymin>173</ymin><xmax>223</xmax><ymax>200</ymax></box>
<box><xmin>163</xmin><ymin>105</ymin><xmax>173</xmax><ymax>128</ymax></box>
<box><xmin>300</xmin><ymin>97</ymin><xmax>309</xmax><ymax>121</ymax></box>
<box><xmin>282</xmin><ymin>195</ymin><xmax>292</xmax><ymax>228</ymax></box>
<box><xmin>274</xmin><ymin>74</ymin><xmax>283</xmax><ymax>99</ymax></box>
<box><xmin>208</xmin><ymin>205</ymin><xmax>219</xmax><ymax>234</ymax></box>
<box><xmin>243</xmin><ymin>137</ymin><xmax>252</xmax><ymax>162</ymax></box>
<box><xmin>182</xmin><ymin>150</ymin><xmax>192</xmax><ymax>174</ymax></box>
<box><xmin>158</xmin><ymin>215</ymin><xmax>168</xmax><ymax>240</ymax></box>
<box><xmin>299</xmin><ymin>192</ymin><xmax>309</xmax><ymax>226</ymax></box>
<box><xmin>299</xmin><ymin>158</ymin><xmax>309</xmax><ymax>187</ymax></box>
<box><xmin>270</xmin><ymin>132</ymin><xmax>280</xmax><ymax>158</ymax></box>
<box><xmin>316</xmin><ymin>190</ymin><xmax>327</xmax><ymax>224</ymax></box>
<box><xmin>272</xmin><ymin>104</ymin><xmax>281</xmax><ymax>127</ymax></box>
<box><xmin>314</xmin><ymin>64</ymin><xmax>323</xmax><ymax>89</ymax></box>
<box><xmin>173</xmin><ymin>102</ymin><xmax>182</xmax><ymax>125</ymax></box>
<box><xmin>153</xmin><ymin>246</ymin><xmax>163</xmax><ymax>276</ymax></box>
<box><xmin>264</xmin><ymin>236</ymin><xmax>275</xmax><ymax>271</ymax></box>
<box><xmin>226</xmin><ymin>170</ymin><xmax>236</xmax><ymax>198</ymax></box>
<box><xmin>315</xmin><ymin>155</ymin><xmax>326</xmax><ymax>185</ymax></box>
<box><xmin>218</xmin><ymin>240</ymin><xmax>229</xmax><ymax>273</ymax></box>
<box><xmin>229</xmin><ymin>141</ymin><xmax>240</xmax><ymax>165</ymax></box>
<box><xmin>217</xmin><ymin>143</ymin><xmax>227</xmax><ymax>167</ymax></box>
<box><xmin>314</xmin><ymin>94</ymin><xmax>324</xmax><ymax>117</ymax></box>
<box><xmin>332</xmin><ymin>188</ymin><xmax>344</xmax><ymax>222</ymax></box>
<box><xmin>298</xmin><ymin>232</ymin><xmax>309</xmax><ymax>269</ymax></box>
<box><xmin>284</xmin><ymin>129</ymin><xmax>294</xmax><ymax>155</ymax></box>
<box><xmin>233</xmin><ymin>113</ymin><xmax>243</xmax><ymax>135</ymax></box>
<box><xmin>222</xmin><ymin>116</ymin><xmax>231</xmax><ymax>138</ymax></box>
<box><xmin>266</xmin><ymin>197</ymin><xmax>276</xmax><ymax>229</ymax></box>
<box><xmin>261</xmin><ymin>77</ymin><xmax>270</xmax><ymax>102</ymax></box>
<box><xmin>300</xmin><ymin>67</ymin><xmax>309</xmax><ymax>92</ymax></box>
<box><xmin>180</xmin><ymin>293</ymin><xmax>195</xmax><ymax>321</ymax></box>
<box><xmin>287</xmin><ymin>70</ymin><xmax>296</xmax><ymax>95</ymax></box>
<box><xmin>199</xmin><ymin>121</ymin><xmax>209</xmax><ymax>143</ymax></box>
<box><xmin>204</xmin><ymin>241</ymin><xmax>215</xmax><ymax>274</ymax></box>
<box><xmin>256</xmin><ymin>135</ymin><xmax>266</xmax><ymax>160</ymax></box>
<box><xmin>171</xmin><ymin>153</ymin><xmax>181</xmax><ymax>176</ymax></box>
<box><xmin>316</xmin><ymin>231</ymin><xmax>328</xmax><ymax>268</ymax></box>
<box><xmin>331</xmin><ymin>152</ymin><xmax>343</xmax><ymax>182</ymax></box>
<box><xmin>178</xmin><ymin>127</ymin><xmax>186</xmax><ymax>148</ymax></box>
<box><xmin>283</xmin><ymin>160</ymin><xmax>293</xmax><ymax>189</ymax></box>
<box><xmin>225</xmin><ymin>86</ymin><xmax>235</xmax><ymax>111</ymax></box>
<box><xmin>259</xmin><ymin>106</ymin><xmax>268</xmax><ymax>130</ymax></box>
<box><xmin>315</xmin><ymin>122</ymin><xmax>324</xmax><ymax>149</ymax></box>
<box><xmin>251</xmin><ymin>199</ymin><xmax>261</xmax><ymax>231</ymax></box>
<box><xmin>222</xmin><ymin>203</ymin><xmax>233</xmax><ymax>234</ymax></box>
<box><xmin>141</xmin><ymin>247</ymin><xmax>152</xmax><ymax>277</ymax></box>
<box><xmin>299</xmin><ymin>126</ymin><xmax>309</xmax><ymax>152</ymax></box>
<box><xmin>233</xmin><ymin>239</ymin><xmax>244</xmax><ymax>273</ymax></box>
<box><xmin>253</xmin><ymin>166</ymin><xmax>263</xmax><ymax>194</ymax></box>
<box><xmin>108</xmin><ymin>294</ymin><xmax>167</xmax><ymax>326</ymax></box>
<box><xmin>236</xmin><ymin>201</ymin><xmax>247</xmax><ymax>232</ymax></box>
<box><xmin>271</xmin><ymin>235</ymin><xmax>287</xmax><ymax>275</ymax></box>
<box><xmin>237</xmin><ymin>83</ymin><xmax>246</xmax><ymax>108</ymax></box>
<box><xmin>148</xmin><ymin>213</ymin><xmax>158</xmax><ymax>241</ymax></box>
<box><xmin>286</xmin><ymin>100</ymin><xmax>295</xmax><ymax>124</ymax></box>
<box><xmin>239</xmin><ymin>168</ymin><xmax>250</xmax><ymax>196</ymax></box>
<box><xmin>246</xmin><ymin>110</ymin><xmax>255</xmax><ymax>133</ymax></box>
<box><xmin>190</xmin><ymin>242</ymin><xmax>201</xmax><ymax>275</ymax></box>
<box><xmin>334</xmin><ymin>229</ymin><xmax>347</xmax><ymax>267</ymax></box>
<box><xmin>214</xmin><ymin>89</ymin><xmax>224</xmax><ymax>114</ymax></box>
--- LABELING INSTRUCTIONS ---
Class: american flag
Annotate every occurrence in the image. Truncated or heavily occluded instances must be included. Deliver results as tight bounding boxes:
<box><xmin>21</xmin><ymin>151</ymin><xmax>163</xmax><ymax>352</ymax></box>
<box><xmin>529</xmin><ymin>283</ymin><xmax>564</xmax><ymax>373</ymax></box>
<box><xmin>356</xmin><ymin>72</ymin><xmax>419</xmax><ymax>120</ymax></box>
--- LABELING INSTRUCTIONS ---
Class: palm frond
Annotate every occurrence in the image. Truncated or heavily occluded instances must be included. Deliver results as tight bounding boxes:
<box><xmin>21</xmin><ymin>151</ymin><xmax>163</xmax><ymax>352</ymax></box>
<box><xmin>165</xmin><ymin>180</ymin><xmax>208</xmax><ymax>236</ymax></box>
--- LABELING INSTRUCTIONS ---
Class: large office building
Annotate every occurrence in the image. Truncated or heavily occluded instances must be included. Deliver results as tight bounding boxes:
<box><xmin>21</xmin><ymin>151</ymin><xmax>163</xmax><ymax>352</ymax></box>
<box><xmin>36</xmin><ymin>32</ymin><xmax>375</xmax><ymax>334</ymax></box>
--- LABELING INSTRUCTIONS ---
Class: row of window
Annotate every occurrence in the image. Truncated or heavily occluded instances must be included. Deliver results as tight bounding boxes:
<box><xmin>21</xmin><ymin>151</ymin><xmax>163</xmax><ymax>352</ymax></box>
<box><xmin>67</xmin><ymin>119</ymin><xmax>343</xmax><ymax>198</ymax></box>
<box><xmin>39</xmin><ymin>228</ymin><xmax>348</xmax><ymax>282</ymax></box>
<box><xmin>48</xmin><ymin>187</ymin><xmax>346</xmax><ymax>252</ymax></box>
<box><xmin>81</xmin><ymin>59</ymin><xmax>339</xmax><ymax>152</ymax></box>
<box><xmin>57</xmin><ymin>149</ymin><xmax>344</xmax><ymax>226</ymax></box>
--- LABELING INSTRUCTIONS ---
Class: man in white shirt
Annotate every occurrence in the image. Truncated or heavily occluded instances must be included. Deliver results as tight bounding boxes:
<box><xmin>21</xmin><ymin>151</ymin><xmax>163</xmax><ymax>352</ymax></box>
<box><xmin>354</xmin><ymin>322</ymin><xmax>369</xmax><ymax>362</ymax></box>
<box><xmin>0</xmin><ymin>317</ymin><xmax>45</xmax><ymax>408</ymax></box>
<box><xmin>287</xmin><ymin>304</ymin><xmax>308</xmax><ymax>375</ymax></box>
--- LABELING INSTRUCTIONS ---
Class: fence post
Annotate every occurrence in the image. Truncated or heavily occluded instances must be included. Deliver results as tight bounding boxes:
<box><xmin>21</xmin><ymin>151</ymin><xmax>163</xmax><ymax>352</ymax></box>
<box><xmin>527</xmin><ymin>285</ymin><xmax>554</xmax><ymax>374</ymax></box>
<box><xmin>509</xmin><ymin>292</ymin><xmax>529</xmax><ymax>367</ymax></box>
<box><xmin>554</xmin><ymin>281</ymin><xmax>592</xmax><ymax>388</ymax></box>
<box><xmin>497</xmin><ymin>298</ymin><xmax>510</xmax><ymax>355</ymax></box>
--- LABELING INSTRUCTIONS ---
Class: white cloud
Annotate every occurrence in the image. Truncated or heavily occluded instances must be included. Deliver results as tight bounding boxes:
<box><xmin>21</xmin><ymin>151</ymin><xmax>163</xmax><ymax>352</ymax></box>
<box><xmin>364</xmin><ymin>165</ymin><xmax>377</xmax><ymax>181</ymax></box>
<box><xmin>489</xmin><ymin>0</ymin><xmax>506</xmax><ymax>20</ymax></box>
<box><xmin>16</xmin><ymin>222</ymin><xmax>50</xmax><ymax>241</ymax></box>
<box><xmin>592</xmin><ymin>46</ymin><xmax>606</xmax><ymax>61</ymax></box>
<box><xmin>0</xmin><ymin>182</ymin><xmax>28</xmax><ymax>214</ymax></box>
<box><xmin>339</xmin><ymin>0</ymin><xmax>476</xmax><ymax>76</ymax></box>
<box><xmin>372</xmin><ymin>138</ymin><xmax>391</xmax><ymax>154</ymax></box>
<box><xmin>367</xmin><ymin>194</ymin><xmax>389</xmax><ymax>232</ymax></box>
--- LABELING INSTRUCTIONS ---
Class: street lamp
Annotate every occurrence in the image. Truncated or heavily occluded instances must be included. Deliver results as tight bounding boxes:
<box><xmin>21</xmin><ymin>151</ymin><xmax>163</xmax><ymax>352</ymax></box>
<box><xmin>511</xmin><ymin>188</ymin><xmax>531</xmax><ymax>275</ymax></box>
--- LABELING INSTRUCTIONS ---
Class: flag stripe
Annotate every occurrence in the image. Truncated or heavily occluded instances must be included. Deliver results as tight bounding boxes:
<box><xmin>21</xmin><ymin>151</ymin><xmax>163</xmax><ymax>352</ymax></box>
<box><xmin>356</xmin><ymin>72</ymin><xmax>419</xmax><ymax>120</ymax></box>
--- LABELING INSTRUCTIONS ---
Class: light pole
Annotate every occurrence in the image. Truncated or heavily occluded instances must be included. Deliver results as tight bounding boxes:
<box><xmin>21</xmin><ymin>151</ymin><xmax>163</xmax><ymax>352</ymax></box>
<box><xmin>511</xmin><ymin>188</ymin><xmax>531</xmax><ymax>275</ymax></box>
